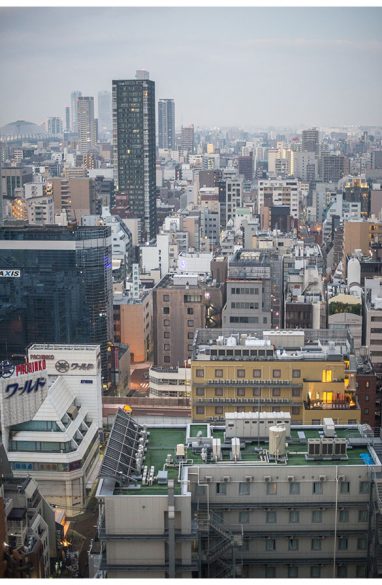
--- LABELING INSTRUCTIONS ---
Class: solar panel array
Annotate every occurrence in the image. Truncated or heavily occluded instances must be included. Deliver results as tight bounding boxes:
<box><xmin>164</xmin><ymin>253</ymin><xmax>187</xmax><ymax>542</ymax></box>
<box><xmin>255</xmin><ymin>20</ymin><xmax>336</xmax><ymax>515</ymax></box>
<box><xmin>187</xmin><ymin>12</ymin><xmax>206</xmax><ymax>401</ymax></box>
<box><xmin>99</xmin><ymin>409</ymin><xmax>144</xmax><ymax>484</ymax></box>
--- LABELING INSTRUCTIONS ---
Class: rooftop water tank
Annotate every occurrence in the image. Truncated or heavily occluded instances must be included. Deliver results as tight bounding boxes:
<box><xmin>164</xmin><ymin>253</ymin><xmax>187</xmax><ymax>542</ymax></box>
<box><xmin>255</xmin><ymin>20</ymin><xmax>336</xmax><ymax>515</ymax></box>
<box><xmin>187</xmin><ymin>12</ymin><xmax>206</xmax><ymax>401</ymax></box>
<box><xmin>268</xmin><ymin>426</ymin><xmax>286</xmax><ymax>457</ymax></box>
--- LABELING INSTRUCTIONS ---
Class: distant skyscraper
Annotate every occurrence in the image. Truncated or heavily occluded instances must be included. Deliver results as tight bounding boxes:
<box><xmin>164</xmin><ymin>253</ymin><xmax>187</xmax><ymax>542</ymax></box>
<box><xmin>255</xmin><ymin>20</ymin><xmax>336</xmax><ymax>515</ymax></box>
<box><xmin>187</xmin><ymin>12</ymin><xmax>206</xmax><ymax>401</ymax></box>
<box><xmin>135</xmin><ymin>69</ymin><xmax>150</xmax><ymax>80</ymax></box>
<box><xmin>112</xmin><ymin>70</ymin><xmax>157</xmax><ymax>243</ymax></box>
<box><xmin>47</xmin><ymin>117</ymin><xmax>63</xmax><ymax>135</ymax></box>
<box><xmin>302</xmin><ymin>127</ymin><xmax>320</xmax><ymax>155</ymax></box>
<box><xmin>98</xmin><ymin>90</ymin><xmax>112</xmax><ymax>138</ymax></box>
<box><xmin>158</xmin><ymin>99</ymin><xmax>175</xmax><ymax>150</ymax></box>
<box><xmin>65</xmin><ymin>107</ymin><xmax>70</xmax><ymax>132</ymax></box>
<box><xmin>0</xmin><ymin>224</ymin><xmax>113</xmax><ymax>383</ymax></box>
<box><xmin>181</xmin><ymin>125</ymin><xmax>194</xmax><ymax>153</ymax></box>
<box><xmin>70</xmin><ymin>90</ymin><xmax>82</xmax><ymax>133</ymax></box>
<box><xmin>77</xmin><ymin>96</ymin><xmax>97</xmax><ymax>154</ymax></box>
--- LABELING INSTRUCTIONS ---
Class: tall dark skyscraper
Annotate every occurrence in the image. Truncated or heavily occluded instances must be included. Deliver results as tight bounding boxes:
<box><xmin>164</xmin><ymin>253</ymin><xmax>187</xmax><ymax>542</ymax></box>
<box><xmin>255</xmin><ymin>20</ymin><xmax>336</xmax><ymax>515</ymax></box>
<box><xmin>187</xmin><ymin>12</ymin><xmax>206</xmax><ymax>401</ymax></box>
<box><xmin>112</xmin><ymin>71</ymin><xmax>157</xmax><ymax>243</ymax></box>
<box><xmin>302</xmin><ymin>127</ymin><xmax>320</xmax><ymax>155</ymax></box>
<box><xmin>158</xmin><ymin>98</ymin><xmax>175</xmax><ymax>150</ymax></box>
<box><xmin>0</xmin><ymin>224</ymin><xmax>113</xmax><ymax>383</ymax></box>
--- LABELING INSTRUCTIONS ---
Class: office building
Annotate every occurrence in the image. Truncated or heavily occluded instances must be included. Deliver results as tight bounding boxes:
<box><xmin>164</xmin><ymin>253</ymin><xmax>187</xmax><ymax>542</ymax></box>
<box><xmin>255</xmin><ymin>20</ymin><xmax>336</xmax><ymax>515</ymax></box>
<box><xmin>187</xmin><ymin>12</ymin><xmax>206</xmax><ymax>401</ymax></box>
<box><xmin>77</xmin><ymin>97</ymin><xmax>97</xmax><ymax>155</ymax></box>
<box><xmin>225</xmin><ymin>177</ymin><xmax>243</xmax><ymax>225</ymax></box>
<box><xmin>302</xmin><ymin>128</ymin><xmax>320</xmax><ymax>155</ymax></box>
<box><xmin>113</xmin><ymin>288</ymin><xmax>153</xmax><ymax>364</ymax></box>
<box><xmin>70</xmin><ymin>90</ymin><xmax>82</xmax><ymax>133</ymax></box>
<box><xmin>181</xmin><ymin>125</ymin><xmax>194</xmax><ymax>153</ymax></box>
<box><xmin>92</xmin><ymin>407</ymin><xmax>382</xmax><ymax>578</ymax></box>
<box><xmin>0</xmin><ymin>224</ymin><xmax>113</xmax><ymax>383</ymax></box>
<box><xmin>98</xmin><ymin>90</ymin><xmax>112</xmax><ymax>138</ymax></box>
<box><xmin>158</xmin><ymin>99</ymin><xmax>176</xmax><ymax>150</ymax></box>
<box><xmin>319</xmin><ymin>154</ymin><xmax>346</xmax><ymax>182</ymax></box>
<box><xmin>152</xmin><ymin>273</ymin><xmax>223</xmax><ymax>368</ymax></box>
<box><xmin>47</xmin><ymin>117</ymin><xmax>63</xmax><ymax>136</ymax></box>
<box><xmin>49</xmin><ymin>176</ymin><xmax>97</xmax><ymax>222</ymax></box>
<box><xmin>238</xmin><ymin>155</ymin><xmax>253</xmax><ymax>181</ymax></box>
<box><xmin>1</xmin><ymin>165</ymin><xmax>33</xmax><ymax>201</ymax></box>
<box><xmin>191</xmin><ymin>328</ymin><xmax>360</xmax><ymax>426</ymax></box>
<box><xmin>65</xmin><ymin>106</ymin><xmax>70</xmax><ymax>132</ymax></box>
<box><xmin>113</xmin><ymin>71</ymin><xmax>157</xmax><ymax>243</ymax></box>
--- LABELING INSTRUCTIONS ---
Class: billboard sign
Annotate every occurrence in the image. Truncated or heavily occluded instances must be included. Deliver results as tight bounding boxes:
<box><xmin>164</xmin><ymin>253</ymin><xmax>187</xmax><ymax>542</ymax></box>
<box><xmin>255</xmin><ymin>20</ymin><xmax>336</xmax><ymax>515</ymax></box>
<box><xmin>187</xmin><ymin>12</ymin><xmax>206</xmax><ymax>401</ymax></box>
<box><xmin>0</xmin><ymin>371</ymin><xmax>48</xmax><ymax>427</ymax></box>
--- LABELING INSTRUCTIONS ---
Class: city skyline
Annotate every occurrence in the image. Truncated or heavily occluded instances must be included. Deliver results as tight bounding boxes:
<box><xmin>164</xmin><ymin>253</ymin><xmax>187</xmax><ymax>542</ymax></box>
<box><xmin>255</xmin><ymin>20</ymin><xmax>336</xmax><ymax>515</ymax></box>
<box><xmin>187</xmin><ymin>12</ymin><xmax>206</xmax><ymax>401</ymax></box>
<box><xmin>0</xmin><ymin>6</ymin><xmax>382</xmax><ymax>129</ymax></box>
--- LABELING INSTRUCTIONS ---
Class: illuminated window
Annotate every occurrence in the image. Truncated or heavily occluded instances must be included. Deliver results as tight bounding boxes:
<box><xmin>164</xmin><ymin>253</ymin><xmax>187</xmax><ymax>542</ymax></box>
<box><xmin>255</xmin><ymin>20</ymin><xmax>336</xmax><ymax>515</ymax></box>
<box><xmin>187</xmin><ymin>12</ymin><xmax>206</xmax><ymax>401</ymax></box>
<box><xmin>322</xmin><ymin>369</ymin><xmax>333</xmax><ymax>382</ymax></box>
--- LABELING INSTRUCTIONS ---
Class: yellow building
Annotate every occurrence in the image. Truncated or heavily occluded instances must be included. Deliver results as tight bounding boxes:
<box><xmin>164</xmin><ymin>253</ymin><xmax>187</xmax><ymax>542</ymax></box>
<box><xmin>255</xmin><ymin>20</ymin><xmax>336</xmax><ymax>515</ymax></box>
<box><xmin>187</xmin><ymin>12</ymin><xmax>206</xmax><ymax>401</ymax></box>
<box><xmin>191</xmin><ymin>330</ymin><xmax>360</xmax><ymax>425</ymax></box>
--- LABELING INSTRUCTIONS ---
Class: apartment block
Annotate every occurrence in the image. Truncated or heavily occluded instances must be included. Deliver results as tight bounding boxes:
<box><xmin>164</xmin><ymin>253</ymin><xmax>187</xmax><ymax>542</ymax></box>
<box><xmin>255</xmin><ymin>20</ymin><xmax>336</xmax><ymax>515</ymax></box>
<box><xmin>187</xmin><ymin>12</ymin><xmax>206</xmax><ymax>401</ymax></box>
<box><xmin>191</xmin><ymin>329</ymin><xmax>360</xmax><ymax>426</ymax></box>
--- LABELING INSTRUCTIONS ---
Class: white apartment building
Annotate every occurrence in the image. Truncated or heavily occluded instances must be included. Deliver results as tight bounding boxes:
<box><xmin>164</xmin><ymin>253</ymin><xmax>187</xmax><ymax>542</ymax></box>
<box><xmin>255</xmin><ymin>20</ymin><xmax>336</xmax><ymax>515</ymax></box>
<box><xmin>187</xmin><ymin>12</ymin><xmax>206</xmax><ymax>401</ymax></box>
<box><xmin>257</xmin><ymin>179</ymin><xmax>299</xmax><ymax>219</ymax></box>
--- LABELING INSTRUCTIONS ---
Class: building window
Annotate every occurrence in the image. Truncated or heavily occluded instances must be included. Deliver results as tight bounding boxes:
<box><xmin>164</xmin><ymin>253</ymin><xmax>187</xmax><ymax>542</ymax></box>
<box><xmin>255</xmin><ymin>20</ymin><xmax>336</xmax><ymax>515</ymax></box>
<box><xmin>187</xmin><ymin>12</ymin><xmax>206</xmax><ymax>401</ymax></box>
<box><xmin>164</xmin><ymin>332</ymin><xmax>170</xmax><ymax>338</ymax></box>
<box><xmin>163</xmin><ymin>295</ymin><xmax>170</xmax><ymax>301</ymax></box>
<box><xmin>292</xmin><ymin>369</ymin><xmax>301</xmax><ymax>378</ymax></box>
<box><xmin>291</xmin><ymin>406</ymin><xmax>300</xmax><ymax>415</ymax></box>
<box><xmin>338</xmin><ymin>537</ymin><xmax>348</xmax><ymax>550</ymax></box>
<box><xmin>359</xmin><ymin>481</ymin><xmax>370</xmax><ymax>494</ymax></box>
<box><xmin>311</xmin><ymin>566</ymin><xmax>321</xmax><ymax>578</ymax></box>
<box><xmin>216</xmin><ymin>482</ymin><xmax>227</xmax><ymax>495</ymax></box>
<box><xmin>215</xmin><ymin>369</ymin><xmax>223</xmax><ymax>378</ymax></box>
<box><xmin>164</xmin><ymin>344</ymin><xmax>170</xmax><ymax>351</ymax></box>
<box><xmin>337</xmin><ymin>566</ymin><xmax>347</xmax><ymax>578</ymax></box>
<box><xmin>196</xmin><ymin>406</ymin><xmax>204</xmax><ymax>415</ymax></box>
<box><xmin>357</xmin><ymin>537</ymin><xmax>367</xmax><ymax>550</ymax></box>
<box><xmin>187</xmin><ymin>320</ymin><xmax>194</xmax><ymax>327</ymax></box>
<box><xmin>339</xmin><ymin>509</ymin><xmax>349</xmax><ymax>522</ymax></box>
<box><xmin>253</xmin><ymin>387</ymin><xmax>261</xmax><ymax>397</ymax></box>
<box><xmin>322</xmin><ymin>369</ymin><xmax>332</xmax><ymax>382</ymax></box>
<box><xmin>265</xmin><ymin>566</ymin><xmax>276</xmax><ymax>578</ymax></box>
<box><xmin>163</xmin><ymin>319</ymin><xmax>170</xmax><ymax>326</ymax></box>
<box><xmin>187</xmin><ymin>307</ymin><xmax>194</xmax><ymax>315</ymax></box>
<box><xmin>313</xmin><ymin>481</ymin><xmax>323</xmax><ymax>495</ymax></box>
<box><xmin>311</xmin><ymin>538</ymin><xmax>321</xmax><ymax>551</ymax></box>
<box><xmin>188</xmin><ymin>332</ymin><xmax>194</xmax><ymax>339</ymax></box>
<box><xmin>266</xmin><ymin>511</ymin><xmax>276</xmax><ymax>523</ymax></box>
<box><xmin>340</xmin><ymin>481</ymin><xmax>350</xmax><ymax>494</ymax></box>
<box><xmin>237</xmin><ymin>387</ymin><xmax>245</xmax><ymax>397</ymax></box>
<box><xmin>292</xmin><ymin>387</ymin><xmax>301</xmax><ymax>397</ymax></box>
<box><xmin>196</xmin><ymin>369</ymin><xmax>204</xmax><ymax>378</ymax></box>
<box><xmin>215</xmin><ymin>406</ymin><xmax>223</xmax><ymax>415</ymax></box>
<box><xmin>239</xmin><ymin>482</ymin><xmax>250</xmax><ymax>496</ymax></box>
<box><xmin>272</xmin><ymin>387</ymin><xmax>281</xmax><ymax>397</ymax></box>
<box><xmin>266</xmin><ymin>482</ymin><xmax>277</xmax><ymax>495</ymax></box>
<box><xmin>237</xmin><ymin>369</ymin><xmax>245</xmax><ymax>378</ymax></box>
<box><xmin>265</xmin><ymin>540</ymin><xmax>276</xmax><ymax>552</ymax></box>
<box><xmin>356</xmin><ymin>566</ymin><xmax>367</xmax><ymax>577</ymax></box>
<box><xmin>163</xmin><ymin>306</ymin><xmax>170</xmax><ymax>314</ymax></box>
<box><xmin>289</xmin><ymin>510</ymin><xmax>299</xmax><ymax>523</ymax></box>
<box><xmin>289</xmin><ymin>482</ymin><xmax>300</xmax><ymax>495</ymax></box>
<box><xmin>215</xmin><ymin>387</ymin><xmax>223</xmax><ymax>396</ymax></box>
<box><xmin>253</xmin><ymin>369</ymin><xmax>262</xmax><ymax>378</ymax></box>
<box><xmin>196</xmin><ymin>387</ymin><xmax>204</xmax><ymax>396</ymax></box>
<box><xmin>288</xmin><ymin>566</ymin><xmax>298</xmax><ymax>578</ymax></box>
<box><xmin>239</xmin><ymin>511</ymin><xmax>249</xmax><ymax>524</ymax></box>
<box><xmin>288</xmin><ymin>539</ymin><xmax>298</xmax><ymax>551</ymax></box>
<box><xmin>358</xmin><ymin>509</ymin><xmax>368</xmax><ymax>522</ymax></box>
<box><xmin>164</xmin><ymin>356</ymin><xmax>170</xmax><ymax>363</ymax></box>
<box><xmin>272</xmin><ymin>369</ymin><xmax>281</xmax><ymax>378</ymax></box>
<box><xmin>312</xmin><ymin>510</ymin><xmax>322</xmax><ymax>523</ymax></box>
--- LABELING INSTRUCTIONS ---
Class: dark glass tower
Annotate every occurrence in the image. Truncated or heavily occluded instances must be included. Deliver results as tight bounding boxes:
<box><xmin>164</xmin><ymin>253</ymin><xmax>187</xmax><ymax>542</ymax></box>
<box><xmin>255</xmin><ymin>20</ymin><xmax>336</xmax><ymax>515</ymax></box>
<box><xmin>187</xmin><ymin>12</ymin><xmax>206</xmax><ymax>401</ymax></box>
<box><xmin>0</xmin><ymin>223</ymin><xmax>113</xmax><ymax>383</ymax></box>
<box><xmin>158</xmin><ymin>99</ymin><xmax>175</xmax><ymax>150</ymax></box>
<box><xmin>112</xmin><ymin>73</ymin><xmax>157</xmax><ymax>243</ymax></box>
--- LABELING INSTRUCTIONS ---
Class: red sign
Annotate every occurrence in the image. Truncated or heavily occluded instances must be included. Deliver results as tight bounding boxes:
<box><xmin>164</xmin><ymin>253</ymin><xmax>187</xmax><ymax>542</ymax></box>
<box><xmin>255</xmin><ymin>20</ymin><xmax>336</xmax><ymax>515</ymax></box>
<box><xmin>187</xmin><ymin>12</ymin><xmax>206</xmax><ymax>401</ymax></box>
<box><xmin>15</xmin><ymin>359</ymin><xmax>46</xmax><ymax>377</ymax></box>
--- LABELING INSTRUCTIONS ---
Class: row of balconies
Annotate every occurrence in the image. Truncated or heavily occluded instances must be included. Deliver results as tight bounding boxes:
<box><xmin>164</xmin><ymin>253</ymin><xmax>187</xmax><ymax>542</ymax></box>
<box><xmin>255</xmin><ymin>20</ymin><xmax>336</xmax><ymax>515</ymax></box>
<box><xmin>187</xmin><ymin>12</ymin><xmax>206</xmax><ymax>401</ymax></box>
<box><xmin>203</xmin><ymin>379</ymin><xmax>303</xmax><ymax>387</ymax></box>
<box><xmin>194</xmin><ymin>397</ymin><xmax>298</xmax><ymax>405</ymax></box>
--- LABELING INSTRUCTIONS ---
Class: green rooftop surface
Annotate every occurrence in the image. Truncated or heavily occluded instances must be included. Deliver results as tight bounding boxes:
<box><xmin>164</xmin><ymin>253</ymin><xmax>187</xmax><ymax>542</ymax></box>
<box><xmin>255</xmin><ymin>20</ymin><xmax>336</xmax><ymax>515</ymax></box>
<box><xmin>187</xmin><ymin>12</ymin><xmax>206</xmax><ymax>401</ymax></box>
<box><xmin>114</xmin><ymin>424</ymin><xmax>375</xmax><ymax>496</ymax></box>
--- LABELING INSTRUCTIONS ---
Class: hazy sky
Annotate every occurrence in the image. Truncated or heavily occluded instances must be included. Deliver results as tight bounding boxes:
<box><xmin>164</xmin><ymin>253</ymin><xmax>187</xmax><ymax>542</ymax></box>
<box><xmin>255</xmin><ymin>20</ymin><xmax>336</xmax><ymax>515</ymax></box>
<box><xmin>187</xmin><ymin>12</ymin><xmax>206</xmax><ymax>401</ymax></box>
<box><xmin>1</xmin><ymin>6</ymin><xmax>382</xmax><ymax>129</ymax></box>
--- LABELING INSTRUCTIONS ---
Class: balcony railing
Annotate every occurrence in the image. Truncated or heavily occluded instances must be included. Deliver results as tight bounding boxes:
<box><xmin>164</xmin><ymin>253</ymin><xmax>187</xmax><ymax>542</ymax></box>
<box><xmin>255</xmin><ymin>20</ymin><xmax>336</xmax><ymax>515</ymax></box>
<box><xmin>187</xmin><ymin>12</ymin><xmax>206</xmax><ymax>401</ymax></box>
<box><xmin>304</xmin><ymin>399</ymin><xmax>359</xmax><ymax>411</ymax></box>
